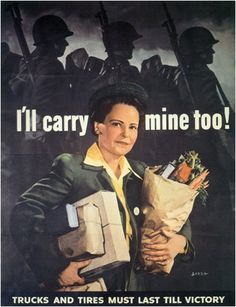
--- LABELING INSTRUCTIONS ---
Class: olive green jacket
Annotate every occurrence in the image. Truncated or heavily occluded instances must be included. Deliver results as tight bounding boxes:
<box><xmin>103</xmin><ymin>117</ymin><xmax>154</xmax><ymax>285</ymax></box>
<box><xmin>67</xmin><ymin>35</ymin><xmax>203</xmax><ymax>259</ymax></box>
<box><xmin>10</xmin><ymin>153</ymin><xmax>194</xmax><ymax>291</ymax></box>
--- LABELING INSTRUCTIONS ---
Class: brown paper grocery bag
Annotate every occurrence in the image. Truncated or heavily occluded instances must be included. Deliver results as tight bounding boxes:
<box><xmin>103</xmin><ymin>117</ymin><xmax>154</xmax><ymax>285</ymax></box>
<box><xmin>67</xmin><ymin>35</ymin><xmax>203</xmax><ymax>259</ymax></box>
<box><xmin>140</xmin><ymin>168</ymin><xmax>197</xmax><ymax>273</ymax></box>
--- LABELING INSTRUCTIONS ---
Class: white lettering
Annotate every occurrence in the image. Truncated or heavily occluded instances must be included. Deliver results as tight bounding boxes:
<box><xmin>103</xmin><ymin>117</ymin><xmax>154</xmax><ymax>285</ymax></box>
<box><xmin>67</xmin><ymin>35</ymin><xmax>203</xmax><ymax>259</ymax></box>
<box><xmin>43</xmin><ymin>116</ymin><xmax>52</xmax><ymax>132</ymax></box>
<box><xmin>79</xmin><ymin>115</ymin><xmax>89</xmax><ymax>136</ymax></box>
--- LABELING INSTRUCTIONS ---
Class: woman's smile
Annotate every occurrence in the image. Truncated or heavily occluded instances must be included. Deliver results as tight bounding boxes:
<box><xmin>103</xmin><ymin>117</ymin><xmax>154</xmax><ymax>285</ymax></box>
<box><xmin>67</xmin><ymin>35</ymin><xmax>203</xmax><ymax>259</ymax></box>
<box><xmin>115</xmin><ymin>140</ymin><xmax>131</xmax><ymax>145</ymax></box>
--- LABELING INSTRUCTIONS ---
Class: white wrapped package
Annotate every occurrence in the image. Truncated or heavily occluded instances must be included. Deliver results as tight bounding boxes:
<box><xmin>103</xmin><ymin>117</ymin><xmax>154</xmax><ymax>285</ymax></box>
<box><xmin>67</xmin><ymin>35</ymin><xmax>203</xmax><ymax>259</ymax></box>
<box><xmin>58</xmin><ymin>202</ymin><xmax>104</xmax><ymax>259</ymax></box>
<box><xmin>76</xmin><ymin>191</ymin><xmax>130</xmax><ymax>281</ymax></box>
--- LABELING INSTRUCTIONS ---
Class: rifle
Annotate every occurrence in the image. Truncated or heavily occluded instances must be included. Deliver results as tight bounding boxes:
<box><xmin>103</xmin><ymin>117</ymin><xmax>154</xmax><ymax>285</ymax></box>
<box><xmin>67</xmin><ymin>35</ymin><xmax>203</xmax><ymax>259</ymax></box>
<box><xmin>6</xmin><ymin>2</ymin><xmax>34</xmax><ymax>83</ymax></box>
<box><xmin>95</xmin><ymin>1</ymin><xmax>116</xmax><ymax>69</ymax></box>
<box><xmin>161</xmin><ymin>1</ymin><xmax>195</xmax><ymax>109</ymax></box>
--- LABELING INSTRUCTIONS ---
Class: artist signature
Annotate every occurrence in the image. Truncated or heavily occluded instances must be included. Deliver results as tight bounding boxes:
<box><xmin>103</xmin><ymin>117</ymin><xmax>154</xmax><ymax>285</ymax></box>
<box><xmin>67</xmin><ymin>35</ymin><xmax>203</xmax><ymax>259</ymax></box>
<box><xmin>191</xmin><ymin>271</ymin><xmax>209</xmax><ymax>277</ymax></box>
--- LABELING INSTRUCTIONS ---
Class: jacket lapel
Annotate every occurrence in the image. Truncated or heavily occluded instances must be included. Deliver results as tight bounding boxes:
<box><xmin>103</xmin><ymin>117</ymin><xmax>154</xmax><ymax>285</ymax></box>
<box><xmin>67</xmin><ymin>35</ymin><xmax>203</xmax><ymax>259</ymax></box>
<box><xmin>81</xmin><ymin>162</ymin><xmax>115</xmax><ymax>191</ymax></box>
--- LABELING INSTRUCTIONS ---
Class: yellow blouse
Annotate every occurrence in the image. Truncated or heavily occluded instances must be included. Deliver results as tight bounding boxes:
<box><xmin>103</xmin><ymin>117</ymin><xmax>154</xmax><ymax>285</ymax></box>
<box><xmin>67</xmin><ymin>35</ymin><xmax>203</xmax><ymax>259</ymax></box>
<box><xmin>84</xmin><ymin>142</ymin><xmax>141</xmax><ymax>245</ymax></box>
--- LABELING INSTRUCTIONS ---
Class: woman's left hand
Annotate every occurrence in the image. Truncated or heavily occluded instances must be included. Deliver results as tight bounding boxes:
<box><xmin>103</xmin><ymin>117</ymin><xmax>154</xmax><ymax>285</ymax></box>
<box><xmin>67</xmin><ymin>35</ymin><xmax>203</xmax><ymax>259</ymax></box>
<box><xmin>143</xmin><ymin>234</ymin><xmax>187</xmax><ymax>266</ymax></box>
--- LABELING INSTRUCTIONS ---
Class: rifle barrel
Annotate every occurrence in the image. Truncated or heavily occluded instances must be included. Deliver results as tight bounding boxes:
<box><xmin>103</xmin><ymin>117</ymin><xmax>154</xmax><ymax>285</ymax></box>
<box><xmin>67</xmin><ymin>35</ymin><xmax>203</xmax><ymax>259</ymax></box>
<box><xmin>9</xmin><ymin>4</ymin><xmax>34</xmax><ymax>83</ymax></box>
<box><xmin>162</xmin><ymin>1</ymin><xmax>195</xmax><ymax>109</ymax></box>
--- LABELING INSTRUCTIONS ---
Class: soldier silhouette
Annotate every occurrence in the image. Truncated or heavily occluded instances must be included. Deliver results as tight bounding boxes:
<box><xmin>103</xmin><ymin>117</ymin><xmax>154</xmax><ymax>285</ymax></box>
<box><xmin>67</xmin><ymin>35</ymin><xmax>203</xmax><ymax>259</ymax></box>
<box><xmin>177</xmin><ymin>27</ymin><xmax>233</xmax><ymax>117</ymax></box>
<box><xmin>9</xmin><ymin>15</ymin><xmax>74</xmax><ymax>190</ymax></box>
<box><xmin>10</xmin><ymin>15</ymin><xmax>73</xmax><ymax>117</ymax></box>
<box><xmin>66</xmin><ymin>21</ymin><xmax>143</xmax><ymax>113</ymax></box>
<box><xmin>94</xmin><ymin>21</ymin><xmax>143</xmax><ymax>85</ymax></box>
<box><xmin>177</xmin><ymin>27</ymin><xmax>234</xmax><ymax>226</ymax></box>
<box><xmin>66</xmin><ymin>21</ymin><xmax>143</xmax><ymax>154</ymax></box>
<box><xmin>139</xmin><ymin>27</ymin><xmax>234</xmax><ymax>232</ymax></box>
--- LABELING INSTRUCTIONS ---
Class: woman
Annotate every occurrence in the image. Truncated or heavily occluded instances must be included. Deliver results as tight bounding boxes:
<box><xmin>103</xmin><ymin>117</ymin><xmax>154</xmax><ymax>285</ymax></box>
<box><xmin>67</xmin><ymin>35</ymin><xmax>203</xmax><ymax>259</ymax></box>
<box><xmin>10</xmin><ymin>82</ymin><xmax>193</xmax><ymax>291</ymax></box>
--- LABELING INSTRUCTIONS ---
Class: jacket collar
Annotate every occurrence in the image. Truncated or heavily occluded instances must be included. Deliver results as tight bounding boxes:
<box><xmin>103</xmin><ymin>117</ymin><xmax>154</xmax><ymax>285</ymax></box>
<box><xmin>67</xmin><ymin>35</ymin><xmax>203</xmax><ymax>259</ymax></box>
<box><xmin>83</xmin><ymin>142</ymin><xmax>142</xmax><ymax>180</ymax></box>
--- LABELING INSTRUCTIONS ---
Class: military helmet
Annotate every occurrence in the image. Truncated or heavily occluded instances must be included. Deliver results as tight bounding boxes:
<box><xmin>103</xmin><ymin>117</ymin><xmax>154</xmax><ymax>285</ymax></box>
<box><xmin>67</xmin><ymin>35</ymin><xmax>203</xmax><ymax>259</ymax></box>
<box><xmin>179</xmin><ymin>27</ymin><xmax>219</xmax><ymax>55</ymax></box>
<box><xmin>103</xmin><ymin>21</ymin><xmax>142</xmax><ymax>50</ymax></box>
<box><xmin>33</xmin><ymin>15</ymin><xmax>73</xmax><ymax>46</ymax></box>
<box><xmin>107</xmin><ymin>21</ymin><xmax>142</xmax><ymax>41</ymax></box>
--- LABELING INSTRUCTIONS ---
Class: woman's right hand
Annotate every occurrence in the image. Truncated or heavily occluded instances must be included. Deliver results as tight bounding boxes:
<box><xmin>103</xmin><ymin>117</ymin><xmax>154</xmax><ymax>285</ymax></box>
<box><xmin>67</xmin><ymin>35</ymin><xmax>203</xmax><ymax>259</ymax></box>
<box><xmin>58</xmin><ymin>260</ymin><xmax>91</xmax><ymax>286</ymax></box>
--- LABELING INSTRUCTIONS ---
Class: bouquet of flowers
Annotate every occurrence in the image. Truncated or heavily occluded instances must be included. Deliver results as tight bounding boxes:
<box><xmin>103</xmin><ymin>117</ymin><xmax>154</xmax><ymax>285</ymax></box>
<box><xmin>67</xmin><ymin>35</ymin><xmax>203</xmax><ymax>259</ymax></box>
<box><xmin>140</xmin><ymin>151</ymin><xmax>209</xmax><ymax>274</ymax></box>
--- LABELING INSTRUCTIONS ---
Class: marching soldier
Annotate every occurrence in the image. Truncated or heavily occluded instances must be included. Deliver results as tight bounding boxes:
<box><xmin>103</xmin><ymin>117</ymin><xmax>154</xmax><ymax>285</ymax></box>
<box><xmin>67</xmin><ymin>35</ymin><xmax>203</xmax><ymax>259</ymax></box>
<box><xmin>10</xmin><ymin>15</ymin><xmax>73</xmax><ymax>117</ymax></box>
<box><xmin>9</xmin><ymin>15</ymin><xmax>74</xmax><ymax>189</ymax></box>
<box><xmin>94</xmin><ymin>21</ymin><xmax>143</xmax><ymax>84</ymax></box>
<box><xmin>66</xmin><ymin>21</ymin><xmax>143</xmax><ymax>113</ymax></box>
<box><xmin>66</xmin><ymin>21</ymin><xmax>143</xmax><ymax>154</ymax></box>
<box><xmin>177</xmin><ymin>27</ymin><xmax>233</xmax><ymax>116</ymax></box>
<box><xmin>176</xmin><ymin>27</ymin><xmax>234</xmax><ymax>172</ymax></box>
<box><xmin>167</xmin><ymin>27</ymin><xmax>235</xmax><ymax>235</ymax></box>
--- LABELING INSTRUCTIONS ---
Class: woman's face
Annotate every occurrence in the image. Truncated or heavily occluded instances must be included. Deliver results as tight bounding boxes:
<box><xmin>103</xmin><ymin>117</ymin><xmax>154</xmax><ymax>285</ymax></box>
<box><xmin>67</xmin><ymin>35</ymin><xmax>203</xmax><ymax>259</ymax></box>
<box><xmin>95</xmin><ymin>103</ymin><xmax>140</xmax><ymax>160</ymax></box>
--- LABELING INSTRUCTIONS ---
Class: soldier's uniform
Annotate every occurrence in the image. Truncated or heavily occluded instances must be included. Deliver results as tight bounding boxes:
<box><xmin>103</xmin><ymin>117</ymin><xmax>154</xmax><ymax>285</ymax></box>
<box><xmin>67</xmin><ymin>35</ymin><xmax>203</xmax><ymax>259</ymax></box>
<box><xmin>9</xmin><ymin>15</ymin><xmax>74</xmax><ymax>187</ymax></box>
<box><xmin>90</xmin><ymin>21</ymin><xmax>143</xmax><ymax>89</ymax></box>
<box><xmin>66</xmin><ymin>21</ymin><xmax>143</xmax><ymax>109</ymax></box>
<box><xmin>176</xmin><ymin>27</ymin><xmax>234</xmax><ymax>232</ymax></box>
<box><xmin>177</xmin><ymin>27</ymin><xmax>232</xmax><ymax>115</ymax></box>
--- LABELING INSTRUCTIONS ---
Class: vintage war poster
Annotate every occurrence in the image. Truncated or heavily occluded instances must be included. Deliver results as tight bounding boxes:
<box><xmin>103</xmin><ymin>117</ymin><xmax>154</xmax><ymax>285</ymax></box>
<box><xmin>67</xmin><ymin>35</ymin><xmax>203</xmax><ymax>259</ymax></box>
<box><xmin>1</xmin><ymin>0</ymin><xmax>235</xmax><ymax>306</ymax></box>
